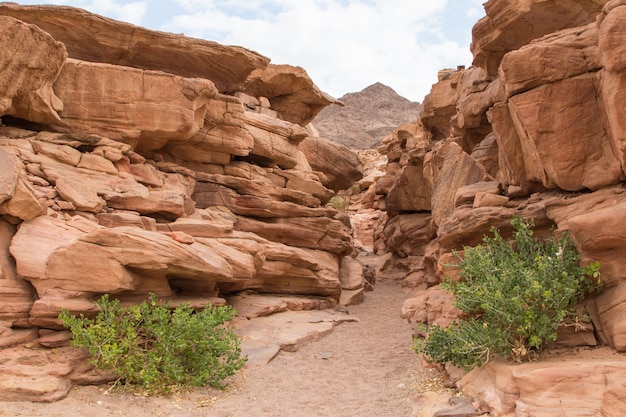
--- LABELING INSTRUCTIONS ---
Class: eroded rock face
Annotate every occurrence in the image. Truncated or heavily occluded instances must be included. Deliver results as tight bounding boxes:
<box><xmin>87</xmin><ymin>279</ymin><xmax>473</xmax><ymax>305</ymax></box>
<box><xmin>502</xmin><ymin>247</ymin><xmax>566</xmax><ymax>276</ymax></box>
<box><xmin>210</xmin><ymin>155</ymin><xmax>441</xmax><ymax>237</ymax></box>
<box><xmin>51</xmin><ymin>59</ymin><xmax>218</xmax><ymax>151</ymax></box>
<box><xmin>0</xmin><ymin>16</ymin><xmax>66</xmax><ymax>124</ymax></box>
<box><xmin>243</xmin><ymin>64</ymin><xmax>342</xmax><ymax>126</ymax></box>
<box><xmin>471</xmin><ymin>0</ymin><xmax>608</xmax><ymax>75</ymax></box>
<box><xmin>460</xmin><ymin>351</ymin><xmax>626</xmax><ymax>417</ymax></box>
<box><xmin>0</xmin><ymin>3</ymin><xmax>270</xmax><ymax>93</ymax></box>
<box><xmin>0</xmin><ymin>3</ymin><xmax>353</xmax><ymax>402</ymax></box>
<box><xmin>372</xmin><ymin>1</ymin><xmax>626</xmax><ymax>416</ymax></box>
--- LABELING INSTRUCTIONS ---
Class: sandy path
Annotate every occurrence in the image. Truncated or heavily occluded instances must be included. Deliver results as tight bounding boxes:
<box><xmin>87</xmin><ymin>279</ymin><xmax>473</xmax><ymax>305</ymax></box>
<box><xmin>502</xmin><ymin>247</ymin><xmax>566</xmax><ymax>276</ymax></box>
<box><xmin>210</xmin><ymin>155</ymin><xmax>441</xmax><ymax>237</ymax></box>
<box><xmin>1</xmin><ymin>278</ymin><xmax>446</xmax><ymax>417</ymax></box>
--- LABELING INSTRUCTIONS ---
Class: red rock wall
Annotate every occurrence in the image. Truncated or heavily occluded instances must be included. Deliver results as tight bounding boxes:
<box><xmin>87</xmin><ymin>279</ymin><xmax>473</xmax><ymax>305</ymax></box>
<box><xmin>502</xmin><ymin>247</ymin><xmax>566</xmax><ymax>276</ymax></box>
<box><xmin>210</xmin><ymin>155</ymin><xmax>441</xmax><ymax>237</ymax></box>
<box><xmin>375</xmin><ymin>1</ymin><xmax>626</xmax><ymax>414</ymax></box>
<box><xmin>0</xmin><ymin>4</ymin><xmax>364</xmax><ymax>399</ymax></box>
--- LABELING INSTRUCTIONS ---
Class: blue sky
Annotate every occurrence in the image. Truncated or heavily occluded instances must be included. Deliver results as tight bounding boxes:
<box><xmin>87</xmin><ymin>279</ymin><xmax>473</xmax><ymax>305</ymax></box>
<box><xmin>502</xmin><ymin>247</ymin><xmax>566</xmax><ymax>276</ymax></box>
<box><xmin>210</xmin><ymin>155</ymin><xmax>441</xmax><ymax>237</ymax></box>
<box><xmin>9</xmin><ymin>0</ymin><xmax>485</xmax><ymax>102</ymax></box>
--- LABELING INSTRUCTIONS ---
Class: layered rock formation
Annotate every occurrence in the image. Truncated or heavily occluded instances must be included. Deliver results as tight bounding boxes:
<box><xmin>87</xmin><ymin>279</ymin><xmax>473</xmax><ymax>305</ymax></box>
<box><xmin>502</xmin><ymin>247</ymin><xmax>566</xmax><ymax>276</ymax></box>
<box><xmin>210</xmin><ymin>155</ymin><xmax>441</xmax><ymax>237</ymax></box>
<box><xmin>0</xmin><ymin>3</ymin><xmax>363</xmax><ymax>401</ymax></box>
<box><xmin>372</xmin><ymin>0</ymin><xmax>626</xmax><ymax>415</ymax></box>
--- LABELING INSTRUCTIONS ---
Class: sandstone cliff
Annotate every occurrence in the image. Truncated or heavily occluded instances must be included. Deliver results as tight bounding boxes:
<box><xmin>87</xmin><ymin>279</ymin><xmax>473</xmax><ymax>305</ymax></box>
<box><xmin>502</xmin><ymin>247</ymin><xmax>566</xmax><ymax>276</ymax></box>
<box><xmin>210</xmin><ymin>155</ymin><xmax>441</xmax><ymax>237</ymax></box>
<box><xmin>0</xmin><ymin>3</ymin><xmax>363</xmax><ymax>401</ymax></box>
<box><xmin>372</xmin><ymin>0</ymin><xmax>626</xmax><ymax>415</ymax></box>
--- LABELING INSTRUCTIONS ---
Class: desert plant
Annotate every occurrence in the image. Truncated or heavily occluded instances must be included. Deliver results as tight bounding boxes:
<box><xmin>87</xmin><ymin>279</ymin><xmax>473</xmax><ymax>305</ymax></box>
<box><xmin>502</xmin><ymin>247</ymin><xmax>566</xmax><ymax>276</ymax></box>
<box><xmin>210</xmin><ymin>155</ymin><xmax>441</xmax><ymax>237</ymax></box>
<box><xmin>60</xmin><ymin>294</ymin><xmax>246</xmax><ymax>394</ymax></box>
<box><xmin>414</xmin><ymin>217</ymin><xmax>602</xmax><ymax>370</ymax></box>
<box><xmin>329</xmin><ymin>194</ymin><xmax>350</xmax><ymax>212</ymax></box>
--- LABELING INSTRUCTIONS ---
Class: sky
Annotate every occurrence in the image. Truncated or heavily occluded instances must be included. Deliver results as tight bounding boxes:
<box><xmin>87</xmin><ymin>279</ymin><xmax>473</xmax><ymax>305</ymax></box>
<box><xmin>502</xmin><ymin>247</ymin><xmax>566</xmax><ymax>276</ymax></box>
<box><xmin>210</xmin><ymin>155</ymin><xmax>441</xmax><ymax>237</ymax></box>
<box><xmin>8</xmin><ymin>0</ymin><xmax>486</xmax><ymax>102</ymax></box>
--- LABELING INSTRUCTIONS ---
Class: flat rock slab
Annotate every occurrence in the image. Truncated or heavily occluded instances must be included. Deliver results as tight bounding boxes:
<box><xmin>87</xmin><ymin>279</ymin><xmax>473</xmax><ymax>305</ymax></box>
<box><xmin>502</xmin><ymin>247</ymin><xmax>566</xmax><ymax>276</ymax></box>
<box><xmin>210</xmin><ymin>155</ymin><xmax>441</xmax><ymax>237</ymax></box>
<box><xmin>234</xmin><ymin>309</ymin><xmax>359</xmax><ymax>368</ymax></box>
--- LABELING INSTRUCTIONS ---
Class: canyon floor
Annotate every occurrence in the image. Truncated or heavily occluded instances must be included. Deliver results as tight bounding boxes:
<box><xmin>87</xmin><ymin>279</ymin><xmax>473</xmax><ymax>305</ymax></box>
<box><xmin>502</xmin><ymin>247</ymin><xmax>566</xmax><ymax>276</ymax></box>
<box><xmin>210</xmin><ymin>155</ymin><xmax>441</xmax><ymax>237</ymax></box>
<box><xmin>0</xmin><ymin>263</ymin><xmax>455</xmax><ymax>417</ymax></box>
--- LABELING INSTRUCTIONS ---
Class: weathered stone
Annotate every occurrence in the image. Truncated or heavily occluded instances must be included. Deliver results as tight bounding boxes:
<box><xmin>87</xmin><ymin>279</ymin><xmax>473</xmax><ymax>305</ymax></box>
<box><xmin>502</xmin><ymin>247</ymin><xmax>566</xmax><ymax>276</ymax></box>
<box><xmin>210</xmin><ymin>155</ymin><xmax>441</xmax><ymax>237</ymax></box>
<box><xmin>487</xmin><ymin>103</ymin><xmax>531</xmax><ymax>192</ymax></box>
<box><xmin>0</xmin><ymin>148</ymin><xmax>20</xmax><ymax>205</ymax></box>
<box><xmin>298</xmin><ymin>136</ymin><xmax>363</xmax><ymax>192</ymax></box>
<box><xmin>460</xmin><ymin>351</ymin><xmax>626</xmax><ymax>417</ymax></box>
<box><xmin>470</xmin><ymin>133</ymin><xmax>500</xmax><ymax>179</ymax></box>
<box><xmin>234</xmin><ymin>216</ymin><xmax>352</xmax><ymax>256</ymax></box>
<box><xmin>500</xmin><ymin>23</ymin><xmax>601</xmax><ymax>97</ymax></box>
<box><xmin>452</xmin><ymin>67</ymin><xmax>502</xmax><ymax>145</ymax></box>
<box><xmin>386</xmin><ymin>164</ymin><xmax>432</xmax><ymax>217</ymax></box>
<box><xmin>420</xmin><ymin>72</ymin><xmax>458</xmax><ymax>141</ymax></box>
<box><xmin>598</xmin><ymin>5</ymin><xmax>626</xmax><ymax>176</ymax></box>
<box><xmin>383</xmin><ymin>214</ymin><xmax>434</xmax><ymax>258</ymax></box>
<box><xmin>431</xmin><ymin>141</ymin><xmax>490</xmax><ymax>227</ymax></box>
<box><xmin>51</xmin><ymin>59</ymin><xmax>217</xmax><ymax>151</ymax></box>
<box><xmin>234</xmin><ymin>310</ymin><xmax>357</xmax><ymax>367</ymax></box>
<box><xmin>0</xmin><ymin>162</ymin><xmax>46</xmax><ymax>221</ymax></box>
<box><xmin>0</xmin><ymin>16</ymin><xmax>66</xmax><ymax>124</ymax></box>
<box><xmin>161</xmin><ymin>94</ymin><xmax>254</xmax><ymax>164</ymax></box>
<box><xmin>0</xmin><ymin>3</ymin><xmax>269</xmax><ymax>93</ymax></box>
<box><xmin>0</xmin><ymin>346</ymin><xmax>113</xmax><ymax>402</ymax></box>
<box><xmin>192</xmin><ymin>182</ymin><xmax>329</xmax><ymax>219</ymax></box>
<box><xmin>454</xmin><ymin>181</ymin><xmax>501</xmax><ymax>207</ymax></box>
<box><xmin>471</xmin><ymin>0</ymin><xmax>607</xmax><ymax>74</ymax></box>
<box><xmin>340</xmin><ymin>257</ymin><xmax>364</xmax><ymax>291</ymax></box>
<box><xmin>243</xmin><ymin>64</ymin><xmax>340</xmax><ymax>126</ymax></box>
<box><xmin>245</xmin><ymin>111</ymin><xmax>308</xmax><ymax>169</ymax></box>
<box><xmin>401</xmin><ymin>285</ymin><xmax>461</xmax><ymax>328</ymax></box>
<box><xmin>227</xmin><ymin>292</ymin><xmax>334</xmax><ymax>319</ymax></box>
<box><xmin>472</xmin><ymin>191</ymin><xmax>509</xmax><ymax>208</ymax></box>
<box><xmin>54</xmin><ymin>177</ymin><xmax>103</xmax><ymax>212</ymax></box>
<box><xmin>508</xmin><ymin>74</ymin><xmax>623</xmax><ymax>191</ymax></box>
<box><xmin>0</xmin><ymin>220</ymin><xmax>35</xmax><ymax>326</ymax></box>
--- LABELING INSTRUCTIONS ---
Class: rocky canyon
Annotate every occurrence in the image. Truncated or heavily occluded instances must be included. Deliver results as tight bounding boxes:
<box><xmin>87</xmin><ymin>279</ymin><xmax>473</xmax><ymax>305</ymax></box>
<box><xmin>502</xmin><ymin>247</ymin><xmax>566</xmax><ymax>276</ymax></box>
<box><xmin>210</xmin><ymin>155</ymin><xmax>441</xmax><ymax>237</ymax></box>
<box><xmin>1</xmin><ymin>1</ymin><xmax>626</xmax><ymax>416</ymax></box>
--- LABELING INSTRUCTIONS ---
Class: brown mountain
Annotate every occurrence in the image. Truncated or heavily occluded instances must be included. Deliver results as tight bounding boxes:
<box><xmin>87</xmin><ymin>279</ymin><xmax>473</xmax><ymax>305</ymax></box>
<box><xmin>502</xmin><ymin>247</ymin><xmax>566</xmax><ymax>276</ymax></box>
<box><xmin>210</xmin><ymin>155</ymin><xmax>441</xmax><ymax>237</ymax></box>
<box><xmin>311</xmin><ymin>82</ymin><xmax>421</xmax><ymax>150</ymax></box>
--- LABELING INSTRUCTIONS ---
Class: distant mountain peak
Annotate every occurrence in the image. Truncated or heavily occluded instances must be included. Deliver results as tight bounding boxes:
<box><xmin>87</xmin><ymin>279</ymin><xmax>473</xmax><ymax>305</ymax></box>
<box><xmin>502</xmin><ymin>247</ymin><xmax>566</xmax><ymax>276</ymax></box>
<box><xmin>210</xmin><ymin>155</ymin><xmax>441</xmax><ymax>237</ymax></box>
<box><xmin>311</xmin><ymin>83</ymin><xmax>421</xmax><ymax>150</ymax></box>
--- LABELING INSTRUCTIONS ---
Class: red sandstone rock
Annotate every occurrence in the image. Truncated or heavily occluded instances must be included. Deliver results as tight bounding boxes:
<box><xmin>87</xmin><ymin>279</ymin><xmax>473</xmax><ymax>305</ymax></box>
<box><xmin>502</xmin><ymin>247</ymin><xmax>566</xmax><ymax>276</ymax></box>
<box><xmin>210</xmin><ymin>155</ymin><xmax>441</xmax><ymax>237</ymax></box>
<box><xmin>298</xmin><ymin>136</ymin><xmax>363</xmax><ymax>192</ymax></box>
<box><xmin>51</xmin><ymin>59</ymin><xmax>218</xmax><ymax>151</ymax></box>
<box><xmin>0</xmin><ymin>16</ymin><xmax>66</xmax><ymax>124</ymax></box>
<box><xmin>460</xmin><ymin>351</ymin><xmax>626</xmax><ymax>417</ymax></box>
<box><xmin>471</xmin><ymin>0</ymin><xmax>607</xmax><ymax>74</ymax></box>
<box><xmin>243</xmin><ymin>64</ymin><xmax>341</xmax><ymax>126</ymax></box>
<box><xmin>0</xmin><ymin>3</ymin><xmax>269</xmax><ymax>93</ymax></box>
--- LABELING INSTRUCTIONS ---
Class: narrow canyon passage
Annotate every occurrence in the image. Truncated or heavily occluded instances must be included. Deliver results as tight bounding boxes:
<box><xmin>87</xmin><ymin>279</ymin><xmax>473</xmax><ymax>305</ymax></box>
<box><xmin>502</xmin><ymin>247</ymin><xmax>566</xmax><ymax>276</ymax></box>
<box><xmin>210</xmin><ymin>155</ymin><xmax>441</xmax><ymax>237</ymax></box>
<box><xmin>2</xmin><ymin>274</ymin><xmax>447</xmax><ymax>417</ymax></box>
<box><xmin>205</xmin><ymin>276</ymin><xmax>436</xmax><ymax>417</ymax></box>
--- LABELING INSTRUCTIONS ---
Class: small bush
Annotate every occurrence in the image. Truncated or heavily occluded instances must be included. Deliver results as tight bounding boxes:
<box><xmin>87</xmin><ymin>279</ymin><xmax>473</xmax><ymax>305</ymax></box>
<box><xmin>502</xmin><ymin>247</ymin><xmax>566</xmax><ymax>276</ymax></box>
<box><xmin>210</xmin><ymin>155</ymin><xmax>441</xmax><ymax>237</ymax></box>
<box><xmin>414</xmin><ymin>217</ymin><xmax>602</xmax><ymax>370</ymax></box>
<box><xmin>330</xmin><ymin>194</ymin><xmax>350</xmax><ymax>212</ymax></box>
<box><xmin>60</xmin><ymin>294</ymin><xmax>247</xmax><ymax>394</ymax></box>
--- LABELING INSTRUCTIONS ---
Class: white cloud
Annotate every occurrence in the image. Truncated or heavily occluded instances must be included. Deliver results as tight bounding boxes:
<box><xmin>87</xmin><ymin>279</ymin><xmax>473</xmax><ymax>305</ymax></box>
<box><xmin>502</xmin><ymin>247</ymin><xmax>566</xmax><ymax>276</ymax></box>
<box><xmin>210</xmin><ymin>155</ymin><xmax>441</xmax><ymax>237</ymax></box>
<box><xmin>8</xmin><ymin>0</ymin><xmax>482</xmax><ymax>101</ymax></box>
<box><xmin>10</xmin><ymin>0</ymin><xmax>148</xmax><ymax>25</ymax></box>
<box><xmin>164</xmin><ymin>0</ymin><xmax>473</xmax><ymax>101</ymax></box>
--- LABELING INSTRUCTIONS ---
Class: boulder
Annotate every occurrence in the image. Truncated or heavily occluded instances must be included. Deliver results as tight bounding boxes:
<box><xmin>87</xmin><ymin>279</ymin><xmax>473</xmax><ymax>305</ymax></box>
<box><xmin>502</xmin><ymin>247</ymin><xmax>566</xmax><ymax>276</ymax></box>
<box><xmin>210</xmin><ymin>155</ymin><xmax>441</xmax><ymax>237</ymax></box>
<box><xmin>0</xmin><ymin>220</ymin><xmax>35</xmax><ymax>327</ymax></box>
<box><xmin>420</xmin><ymin>69</ymin><xmax>460</xmax><ymax>141</ymax></box>
<box><xmin>243</xmin><ymin>64</ymin><xmax>341</xmax><ymax>126</ymax></box>
<box><xmin>471</xmin><ymin>0</ymin><xmax>608</xmax><ymax>74</ymax></box>
<box><xmin>234</xmin><ymin>216</ymin><xmax>353</xmax><ymax>256</ymax></box>
<box><xmin>244</xmin><ymin>111</ymin><xmax>309</xmax><ymax>169</ymax></box>
<box><xmin>460</xmin><ymin>351</ymin><xmax>626</xmax><ymax>417</ymax></box>
<box><xmin>0</xmin><ymin>148</ymin><xmax>45</xmax><ymax>221</ymax></box>
<box><xmin>51</xmin><ymin>59</ymin><xmax>217</xmax><ymax>151</ymax></box>
<box><xmin>0</xmin><ymin>3</ymin><xmax>269</xmax><ymax>93</ymax></box>
<box><xmin>298</xmin><ymin>136</ymin><xmax>363</xmax><ymax>192</ymax></box>
<box><xmin>430</xmin><ymin>141</ymin><xmax>491</xmax><ymax>227</ymax></box>
<box><xmin>382</xmin><ymin>213</ymin><xmax>434</xmax><ymax>258</ymax></box>
<box><xmin>598</xmin><ymin>3</ymin><xmax>626</xmax><ymax>176</ymax></box>
<box><xmin>160</xmin><ymin>94</ymin><xmax>254</xmax><ymax>164</ymax></box>
<box><xmin>0</xmin><ymin>16</ymin><xmax>66</xmax><ymax>124</ymax></box>
<box><xmin>507</xmin><ymin>73</ymin><xmax>623</xmax><ymax>191</ymax></box>
<box><xmin>499</xmin><ymin>23</ymin><xmax>601</xmax><ymax>97</ymax></box>
<box><xmin>401</xmin><ymin>285</ymin><xmax>461</xmax><ymax>328</ymax></box>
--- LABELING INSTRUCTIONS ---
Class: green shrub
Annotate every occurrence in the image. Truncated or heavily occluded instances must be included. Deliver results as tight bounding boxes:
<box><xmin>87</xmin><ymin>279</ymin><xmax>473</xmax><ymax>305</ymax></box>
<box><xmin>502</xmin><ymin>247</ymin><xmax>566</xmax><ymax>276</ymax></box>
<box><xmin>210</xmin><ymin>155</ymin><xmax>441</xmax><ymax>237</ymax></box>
<box><xmin>60</xmin><ymin>294</ymin><xmax>247</xmax><ymax>394</ymax></box>
<box><xmin>414</xmin><ymin>217</ymin><xmax>602</xmax><ymax>370</ymax></box>
<box><xmin>329</xmin><ymin>194</ymin><xmax>350</xmax><ymax>212</ymax></box>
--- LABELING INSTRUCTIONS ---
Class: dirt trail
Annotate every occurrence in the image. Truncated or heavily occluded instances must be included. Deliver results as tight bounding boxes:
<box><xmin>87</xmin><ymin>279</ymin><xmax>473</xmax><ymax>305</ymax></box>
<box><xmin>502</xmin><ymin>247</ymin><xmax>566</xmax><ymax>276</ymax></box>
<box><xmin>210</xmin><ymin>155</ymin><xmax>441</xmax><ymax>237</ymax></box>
<box><xmin>1</xmin><ymin>277</ymin><xmax>448</xmax><ymax>417</ymax></box>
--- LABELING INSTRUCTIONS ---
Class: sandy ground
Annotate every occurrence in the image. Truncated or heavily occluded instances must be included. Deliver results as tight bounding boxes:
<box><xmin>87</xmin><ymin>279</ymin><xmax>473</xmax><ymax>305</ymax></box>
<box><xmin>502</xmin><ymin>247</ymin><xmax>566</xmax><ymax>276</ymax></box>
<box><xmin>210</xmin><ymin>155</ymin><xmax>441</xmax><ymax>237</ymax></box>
<box><xmin>0</xmin><ymin>278</ymin><xmax>452</xmax><ymax>417</ymax></box>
